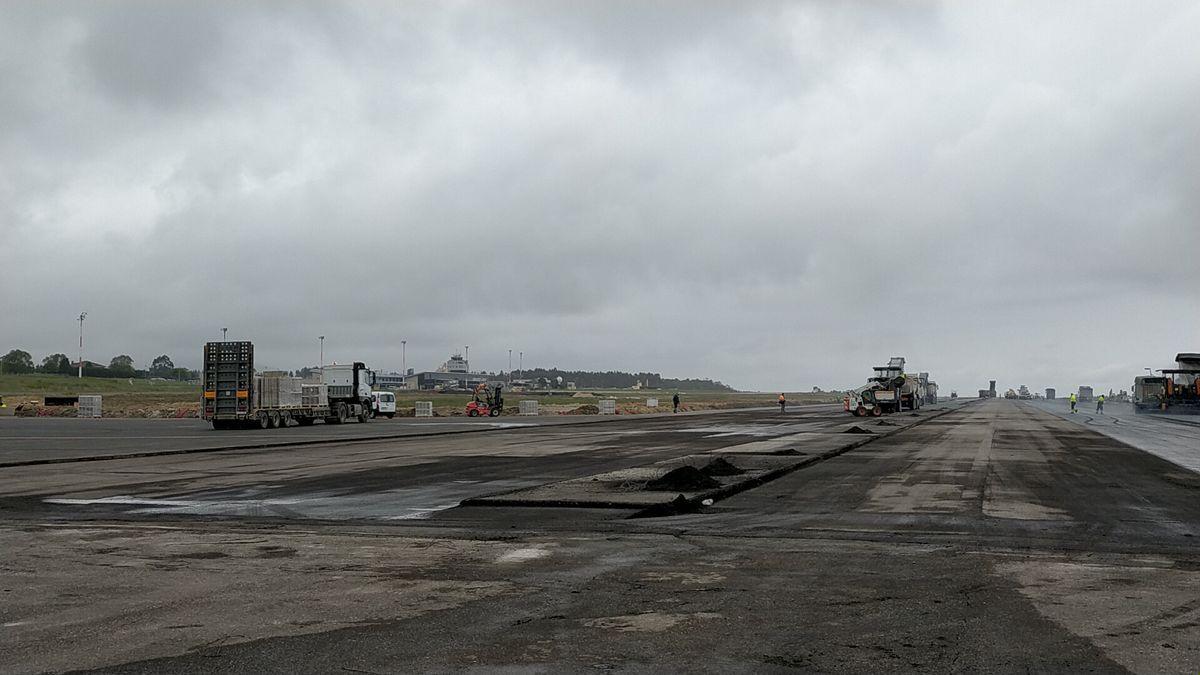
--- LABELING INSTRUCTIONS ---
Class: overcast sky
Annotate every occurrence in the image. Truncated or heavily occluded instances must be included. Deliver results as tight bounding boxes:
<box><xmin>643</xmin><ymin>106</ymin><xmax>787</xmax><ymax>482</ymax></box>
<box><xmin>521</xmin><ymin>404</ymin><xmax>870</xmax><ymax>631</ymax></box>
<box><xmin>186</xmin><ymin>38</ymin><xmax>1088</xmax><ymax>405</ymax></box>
<box><xmin>2</xmin><ymin>1</ymin><xmax>1197</xmax><ymax>394</ymax></box>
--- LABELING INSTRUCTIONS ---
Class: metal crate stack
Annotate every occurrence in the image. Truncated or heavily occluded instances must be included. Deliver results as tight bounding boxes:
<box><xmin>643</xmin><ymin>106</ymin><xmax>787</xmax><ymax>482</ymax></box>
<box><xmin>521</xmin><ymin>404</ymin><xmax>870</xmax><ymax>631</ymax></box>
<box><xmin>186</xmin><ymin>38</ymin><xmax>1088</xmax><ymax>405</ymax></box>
<box><xmin>77</xmin><ymin>395</ymin><xmax>102</xmax><ymax>418</ymax></box>
<box><xmin>598</xmin><ymin>399</ymin><xmax>617</xmax><ymax>415</ymax></box>
<box><xmin>302</xmin><ymin>383</ymin><xmax>328</xmax><ymax>407</ymax></box>
<box><xmin>518</xmin><ymin>400</ymin><xmax>539</xmax><ymax>416</ymax></box>
<box><xmin>256</xmin><ymin>375</ymin><xmax>303</xmax><ymax>408</ymax></box>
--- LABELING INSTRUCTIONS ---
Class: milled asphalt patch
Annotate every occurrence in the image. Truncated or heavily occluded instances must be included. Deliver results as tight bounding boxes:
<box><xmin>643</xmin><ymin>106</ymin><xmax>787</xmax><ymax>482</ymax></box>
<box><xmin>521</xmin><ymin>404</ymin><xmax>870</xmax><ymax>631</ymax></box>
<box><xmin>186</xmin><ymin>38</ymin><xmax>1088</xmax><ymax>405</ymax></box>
<box><xmin>0</xmin><ymin>406</ymin><xmax>788</xmax><ymax>469</ymax></box>
<box><xmin>461</xmin><ymin>402</ymin><xmax>973</xmax><ymax>515</ymax></box>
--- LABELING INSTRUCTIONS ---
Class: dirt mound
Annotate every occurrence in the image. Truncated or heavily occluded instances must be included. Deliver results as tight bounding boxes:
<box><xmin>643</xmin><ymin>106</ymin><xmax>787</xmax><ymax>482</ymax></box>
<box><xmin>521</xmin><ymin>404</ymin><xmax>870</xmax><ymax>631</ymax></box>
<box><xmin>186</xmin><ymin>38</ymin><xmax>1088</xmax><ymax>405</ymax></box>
<box><xmin>564</xmin><ymin>404</ymin><xmax>599</xmax><ymax>415</ymax></box>
<box><xmin>700</xmin><ymin>457</ymin><xmax>745</xmax><ymax>476</ymax></box>
<box><xmin>843</xmin><ymin>425</ymin><xmax>875</xmax><ymax>434</ymax></box>
<box><xmin>645</xmin><ymin>466</ymin><xmax>721</xmax><ymax>491</ymax></box>
<box><xmin>875</xmin><ymin>420</ymin><xmax>897</xmax><ymax>427</ymax></box>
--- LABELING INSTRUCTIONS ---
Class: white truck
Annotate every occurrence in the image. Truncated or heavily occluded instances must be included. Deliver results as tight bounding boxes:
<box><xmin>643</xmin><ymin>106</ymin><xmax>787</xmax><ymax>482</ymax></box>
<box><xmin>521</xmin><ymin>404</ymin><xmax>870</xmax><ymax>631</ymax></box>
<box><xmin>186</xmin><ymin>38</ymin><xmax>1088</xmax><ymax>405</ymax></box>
<box><xmin>202</xmin><ymin>341</ymin><xmax>377</xmax><ymax>430</ymax></box>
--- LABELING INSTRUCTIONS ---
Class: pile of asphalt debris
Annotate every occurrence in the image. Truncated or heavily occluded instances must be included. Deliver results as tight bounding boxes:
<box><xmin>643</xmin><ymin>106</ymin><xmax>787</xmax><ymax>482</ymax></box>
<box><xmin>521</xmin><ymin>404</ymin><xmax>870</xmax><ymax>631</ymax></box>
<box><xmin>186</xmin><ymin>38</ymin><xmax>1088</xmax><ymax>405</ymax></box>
<box><xmin>645</xmin><ymin>456</ymin><xmax>746</xmax><ymax>491</ymax></box>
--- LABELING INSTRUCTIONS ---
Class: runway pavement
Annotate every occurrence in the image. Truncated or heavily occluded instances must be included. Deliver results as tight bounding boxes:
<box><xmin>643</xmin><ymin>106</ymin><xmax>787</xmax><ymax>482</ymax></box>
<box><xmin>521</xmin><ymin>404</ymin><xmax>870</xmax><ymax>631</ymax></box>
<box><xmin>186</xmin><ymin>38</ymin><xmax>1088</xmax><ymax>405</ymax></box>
<box><xmin>1027</xmin><ymin>398</ymin><xmax>1200</xmax><ymax>473</ymax></box>
<box><xmin>0</xmin><ymin>406</ymin><xmax>794</xmax><ymax>466</ymax></box>
<box><xmin>2</xmin><ymin>399</ymin><xmax>1198</xmax><ymax>673</ymax></box>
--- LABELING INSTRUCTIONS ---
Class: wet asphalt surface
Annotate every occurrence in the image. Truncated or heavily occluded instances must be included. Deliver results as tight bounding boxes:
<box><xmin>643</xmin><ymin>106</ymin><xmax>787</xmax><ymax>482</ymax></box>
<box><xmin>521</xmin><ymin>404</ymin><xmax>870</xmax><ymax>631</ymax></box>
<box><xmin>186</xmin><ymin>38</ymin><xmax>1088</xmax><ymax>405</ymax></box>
<box><xmin>2</xmin><ymin>400</ymin><xmax>1199</xmax><ymax>673</ymax></box>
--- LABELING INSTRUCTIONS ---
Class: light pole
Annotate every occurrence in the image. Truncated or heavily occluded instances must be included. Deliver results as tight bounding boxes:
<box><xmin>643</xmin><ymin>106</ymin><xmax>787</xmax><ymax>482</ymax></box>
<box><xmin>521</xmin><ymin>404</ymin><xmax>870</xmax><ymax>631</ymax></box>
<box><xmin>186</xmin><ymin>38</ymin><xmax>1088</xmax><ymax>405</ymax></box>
<box><xmin>519</xmin><ymin>351</ymin><xmax>523</xmax><ymax>379</ymax></box>
<box><xmin>77</xmin><ymin>312</ymin><xmax>87</xmax><ymax>378</ymax></box>
<box><xmin>222</xmin><ymin>327</ymin><xmax>228</xmax><ymax>342</ymax></box>
<box><xmin>465</xmin><ymin>345</ymin><xmax>469</xmax><ymax>372</ymax></box>
<box><xmin>402</xmin><ymin>340</ymin><xmax>407</xmax><ymax>376</ymax></box>
<box><xmin>319</xmin><ymin>336</ymin><xmax>325</xmax><ymax>369</ymax></box>
<box><xmin>508</xmin><ymin>349</ymin><xmax>512</xmax><ymax>382</ymax></box>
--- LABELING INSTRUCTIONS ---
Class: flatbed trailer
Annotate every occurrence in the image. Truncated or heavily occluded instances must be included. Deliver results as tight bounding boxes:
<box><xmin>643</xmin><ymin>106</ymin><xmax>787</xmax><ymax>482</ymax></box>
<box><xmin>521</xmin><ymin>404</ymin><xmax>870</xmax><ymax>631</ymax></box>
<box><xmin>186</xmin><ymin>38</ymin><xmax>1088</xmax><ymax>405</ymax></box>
<box><xmin>202</xmin><ymin>341</ymin><xmax>375</xmax><ymax>430</ymax></box>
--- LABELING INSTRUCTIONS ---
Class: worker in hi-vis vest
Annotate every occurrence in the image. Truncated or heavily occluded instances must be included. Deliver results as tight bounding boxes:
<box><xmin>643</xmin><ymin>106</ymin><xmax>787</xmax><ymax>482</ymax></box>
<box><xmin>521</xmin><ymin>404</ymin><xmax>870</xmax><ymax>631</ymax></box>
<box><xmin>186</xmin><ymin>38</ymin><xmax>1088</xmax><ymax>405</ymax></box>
<box><xmin>1096</xmin><ymin>394</ymin><xmax>1105</xmax><ymax>414</ymax></box>
<box><xmin>1069</xmin><ymin>392</ymin><xmax>1078</xmax><ymax>414</ymax></box>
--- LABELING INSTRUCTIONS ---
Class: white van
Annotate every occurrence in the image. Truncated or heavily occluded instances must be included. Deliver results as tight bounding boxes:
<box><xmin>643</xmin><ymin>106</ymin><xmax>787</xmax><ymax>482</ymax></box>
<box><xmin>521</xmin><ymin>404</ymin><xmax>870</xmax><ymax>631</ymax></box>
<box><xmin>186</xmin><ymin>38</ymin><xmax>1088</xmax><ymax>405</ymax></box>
<box><xmin>371</xmin><ymin>391</ymin><xmax>396</xmax><ymax>418</ymax></box>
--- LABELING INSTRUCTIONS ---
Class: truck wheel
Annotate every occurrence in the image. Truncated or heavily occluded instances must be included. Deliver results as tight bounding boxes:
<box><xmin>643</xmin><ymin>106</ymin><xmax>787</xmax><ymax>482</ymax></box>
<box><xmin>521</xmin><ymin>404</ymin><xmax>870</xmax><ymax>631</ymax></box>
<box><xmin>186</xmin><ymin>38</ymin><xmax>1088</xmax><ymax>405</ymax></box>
<box><xmin>357</xmin><ymin>406</ymin><xmax>369</xmax><ymax>423</ymax></box>
<box><xmin>489</xmin><ymin>407</ymin><xmax>501</xmax><ymax>417</ymax></box>
<box><xmin>871</xmin><ymin>406</ymin><xmax>883</xmax><ymax>417</ymax></box>
<box><xmin>258</xmin><ymin>412</ymin><xmax>271</xmax><ymax>429</ymax></box>
<box><xmin>268</xmin><ymin>411</ymin><xmax>281</xmax><ymax>428</ymax></box>
<box><xmin>338</xmin><ymin>403</ymin><xmax>349</xmax><ymax>423</ymax></box>
<box><xmin>279</xmin><ymin>412</ymin><xmax>290</xmax><ymax>428</ymax></box>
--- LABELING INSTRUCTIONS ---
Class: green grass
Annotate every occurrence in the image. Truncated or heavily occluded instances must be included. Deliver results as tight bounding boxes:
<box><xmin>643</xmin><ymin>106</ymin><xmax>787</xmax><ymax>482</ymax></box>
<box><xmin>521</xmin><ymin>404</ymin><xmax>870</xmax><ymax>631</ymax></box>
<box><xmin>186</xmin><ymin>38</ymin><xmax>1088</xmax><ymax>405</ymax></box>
<box><xmin>0</xmin><ymin>373</ymin><xmax>198</xmax><ymax>396</ymax></box>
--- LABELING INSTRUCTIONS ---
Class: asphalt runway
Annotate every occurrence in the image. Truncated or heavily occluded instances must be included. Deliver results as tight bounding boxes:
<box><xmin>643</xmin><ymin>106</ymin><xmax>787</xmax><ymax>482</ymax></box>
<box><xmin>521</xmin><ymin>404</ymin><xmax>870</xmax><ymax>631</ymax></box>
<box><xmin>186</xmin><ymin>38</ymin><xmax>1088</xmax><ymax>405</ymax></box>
<box><xmin>1028</xmin><ymin>398</ymin><xmax>1200</xmax><ymax>473</ymax></box>
<box><xmin>0</xmin><ymin>407</ymin><xmax>796</xmax><ymax>465</ymax></box>
<box><xmin>3</xmin><ymin>399</ymin><xmax>1198</xmax><ymax>673</ymax></box>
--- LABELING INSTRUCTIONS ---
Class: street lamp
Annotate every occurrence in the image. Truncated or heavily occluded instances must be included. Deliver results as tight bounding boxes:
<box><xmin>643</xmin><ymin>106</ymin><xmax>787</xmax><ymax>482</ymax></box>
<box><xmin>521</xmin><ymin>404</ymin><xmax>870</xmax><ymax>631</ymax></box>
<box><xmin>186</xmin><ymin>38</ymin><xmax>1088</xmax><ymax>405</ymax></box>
<box><xmin>222</xmin><ymin>327</ymin><xmax>228</xmax><ymax>342</ymax></box>
<box><xmin>319</xmin><ymin>336</ymin><xmax>325</xmax><ymax>369</ymax></box>
<box><xmin>402</xmin><ymin>340</ymin><xmax>407</xmax><ymax>376</ymax></box>
<box><xmin>519</xmin><ymin>351</ymin><xmax>523</xmax><ymax>379</ymax></box>
<box><xmin>77</xmin><ymin>312</ymin><xmax>87</xmax><ymax>378</ymax></box>
<box><xmin>508</xmin><ymin>349</ymin><xmax>512</xmax><ymax>383</ymax></box>
<box><xmin>465</xmin><ymin>345</ymin><xmax>469</xmax><ymax>372</ymax></box>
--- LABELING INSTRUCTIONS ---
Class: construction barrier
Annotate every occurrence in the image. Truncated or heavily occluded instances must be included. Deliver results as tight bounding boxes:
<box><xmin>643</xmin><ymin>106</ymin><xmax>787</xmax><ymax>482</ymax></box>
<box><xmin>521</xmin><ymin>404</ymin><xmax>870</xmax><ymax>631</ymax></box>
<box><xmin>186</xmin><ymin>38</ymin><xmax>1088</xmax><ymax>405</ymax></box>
<box><xmin>598</xmin><ymin>399</ymin><xmax>617</xmax><ymax>415</ymax></box>
<box><xmin>519</xmin><ymin>400</ymin><xmax>539</xmax><ymax>416</ymax></box>
<box><xmin>78</xmin><ymin>395</ymin><xmax>102</xmax><ymax>418</ymax></box>
<box><xmin>415</xmin><ymin>401</ymin><xmax>433</xmax><ymax>418</ymax></box>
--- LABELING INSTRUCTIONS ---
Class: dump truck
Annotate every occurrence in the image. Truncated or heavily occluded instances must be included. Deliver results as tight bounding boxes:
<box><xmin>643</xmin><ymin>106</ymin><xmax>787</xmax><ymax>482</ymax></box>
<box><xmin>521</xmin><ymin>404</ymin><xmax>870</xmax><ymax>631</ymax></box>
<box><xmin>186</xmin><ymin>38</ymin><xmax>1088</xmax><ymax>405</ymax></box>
<box><xmin>845</xmin><ymin>357</ymin><xmax>935</xmax><ymax>415</ymax></box>
<box><xmin>202</xmin><ymin>341</ymin><xmax>377</xmax><ymax>430</ymax></box>
<box><xmin>1078</xmin><ymin>386</ymin><xmax>1094</xmax><ymax>402</ymax></box>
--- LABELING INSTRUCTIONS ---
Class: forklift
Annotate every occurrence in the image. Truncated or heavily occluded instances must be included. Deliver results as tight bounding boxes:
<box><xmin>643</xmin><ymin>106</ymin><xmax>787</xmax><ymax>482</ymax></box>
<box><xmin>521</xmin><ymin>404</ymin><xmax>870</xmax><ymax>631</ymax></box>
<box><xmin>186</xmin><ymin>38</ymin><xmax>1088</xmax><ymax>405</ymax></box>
<box><xmin>465</xmin><ymin>382</ymin><xmax>504</xmax><ymax>417</ymax></box>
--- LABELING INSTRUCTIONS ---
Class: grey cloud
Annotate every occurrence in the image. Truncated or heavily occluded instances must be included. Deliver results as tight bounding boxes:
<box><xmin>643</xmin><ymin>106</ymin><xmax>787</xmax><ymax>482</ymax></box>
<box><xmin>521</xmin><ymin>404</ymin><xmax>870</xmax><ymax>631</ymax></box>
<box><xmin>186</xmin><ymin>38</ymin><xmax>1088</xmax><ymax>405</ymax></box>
<box><xmin>2</xmin><ymin>1</ymin><xmax>1198</xmax><ymax>394</ymax></box>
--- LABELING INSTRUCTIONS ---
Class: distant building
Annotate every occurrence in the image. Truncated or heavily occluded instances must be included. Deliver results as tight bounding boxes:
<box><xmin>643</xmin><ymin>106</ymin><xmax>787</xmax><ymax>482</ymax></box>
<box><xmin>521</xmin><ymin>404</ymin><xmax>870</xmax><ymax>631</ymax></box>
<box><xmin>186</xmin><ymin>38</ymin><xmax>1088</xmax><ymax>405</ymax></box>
<box><xmin>437</xmin><ymin>354</ymin><xmax>468</xmax><ymax>374</ymax></box>
<box><xmin>374</xmin><ymin>372</ymin><xmax>408</xmax><ymax>389</ymax></box>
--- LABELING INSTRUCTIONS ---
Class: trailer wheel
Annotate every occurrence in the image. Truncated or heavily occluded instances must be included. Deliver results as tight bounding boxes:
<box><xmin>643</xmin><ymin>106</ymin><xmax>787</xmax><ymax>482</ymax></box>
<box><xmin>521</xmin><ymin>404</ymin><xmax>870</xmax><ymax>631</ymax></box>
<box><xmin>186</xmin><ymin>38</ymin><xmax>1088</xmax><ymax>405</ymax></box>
<box><xmin>871</xmin><ymin>406</ymin><xmax>883</xmax><ymax>417</ymax></box>
<box><xmin>258</xmin><ymin>412</ymin><xmax>271</xmax><ymax>429</ymax></box>
<box><xmin>279</xmin><ymin>412</ymin><xmax>290</xmax><ymax>428</ymax></box>
<box><xmin>267</xmin><ymin>411</ymin><xmax>280</xmax><ymax>428</ymax></box>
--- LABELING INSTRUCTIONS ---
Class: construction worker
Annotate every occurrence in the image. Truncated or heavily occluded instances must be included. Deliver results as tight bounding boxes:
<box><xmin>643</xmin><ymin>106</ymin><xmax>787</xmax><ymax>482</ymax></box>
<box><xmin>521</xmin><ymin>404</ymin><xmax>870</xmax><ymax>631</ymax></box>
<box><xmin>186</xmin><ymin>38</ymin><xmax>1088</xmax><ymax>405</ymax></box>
<box><xmin>1096</xmin><ymin>393</ymin><xmax>1105</xmax><ymax>414</ymax></box>
<box><xmin>672</xmin><ymin>392</ymin><xmax>680</xmax><ymax>413</ymax></box>
<box><xmin>1069</xmin><ymin>392</ymin><xmax>1077</xmax><ymax>414</ymax></box>
<box><xmin>778</xmin><ymin>393</ymin><xmax>787</xmax><ymax>414</ymax></box>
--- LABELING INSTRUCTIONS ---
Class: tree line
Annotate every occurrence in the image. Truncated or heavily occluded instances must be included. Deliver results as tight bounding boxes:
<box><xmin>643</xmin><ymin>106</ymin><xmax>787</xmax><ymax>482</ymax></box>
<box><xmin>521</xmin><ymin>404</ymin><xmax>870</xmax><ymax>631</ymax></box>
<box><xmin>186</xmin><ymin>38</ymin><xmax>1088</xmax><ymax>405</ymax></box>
<box><xmin>514</xmin><ymin>368</ymin><xmax>734</xmax><ymax>391</ymax></box>
<box><xmin>0</xmin><ymin>349</ymin><xmax>198</xmax><ymax>381</ymax></box>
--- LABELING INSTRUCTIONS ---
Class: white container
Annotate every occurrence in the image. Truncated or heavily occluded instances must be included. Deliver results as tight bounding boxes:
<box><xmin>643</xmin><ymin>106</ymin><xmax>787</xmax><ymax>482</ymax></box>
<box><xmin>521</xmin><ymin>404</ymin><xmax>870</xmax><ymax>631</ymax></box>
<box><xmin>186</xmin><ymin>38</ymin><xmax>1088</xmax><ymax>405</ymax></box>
<box><xmin>646</xmin><ymin>398</ymin><xmax>658</xmax><ymax>407</ymax></box>
<box><xmin>78</xmin><ymin>395</ymin><xmax>102</xmax><ymax>418</ymax></box>
<box><xmin>598</xmin><ymin>399</ymin><xmax>617</xmax><ymax>415</ymax></box>
<box><xmin>519</xmin><ymin>400</ymin><xmax>539</xmax><ymax>416</ymax></box>
<box><xmin>415</xmin><ymin>401</ymin><xmax>434</xmax><ymax>418</ymax></box>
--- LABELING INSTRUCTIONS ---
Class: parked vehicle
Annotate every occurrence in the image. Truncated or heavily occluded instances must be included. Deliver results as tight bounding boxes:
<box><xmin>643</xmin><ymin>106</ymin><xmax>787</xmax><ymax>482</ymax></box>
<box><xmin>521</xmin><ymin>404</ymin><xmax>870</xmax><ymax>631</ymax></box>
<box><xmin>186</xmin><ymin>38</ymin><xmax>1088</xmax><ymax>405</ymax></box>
<box><xmin>1077</xmin><ymin>386</ymin><xmax>1094</xmax><ymax>402</ymax></box>
<box><xmin>202</xmin><ymin>341</ymin><xmax>376</xmax><ymax>430</ymax></box>
<box><xmin>371</xmin><ymin>391</ymin><xmax>396</xmax><ymax>418</ymax></box>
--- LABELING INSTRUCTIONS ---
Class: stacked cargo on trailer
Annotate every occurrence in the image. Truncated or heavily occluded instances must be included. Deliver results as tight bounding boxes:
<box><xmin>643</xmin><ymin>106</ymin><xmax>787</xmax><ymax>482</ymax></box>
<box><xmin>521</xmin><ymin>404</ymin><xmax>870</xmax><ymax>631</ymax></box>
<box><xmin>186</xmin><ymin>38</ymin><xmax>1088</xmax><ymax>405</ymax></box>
<box><xmin>202</xmin><ymin>341</ymin><xmax>376</xmax><ymax>430</ymax></box>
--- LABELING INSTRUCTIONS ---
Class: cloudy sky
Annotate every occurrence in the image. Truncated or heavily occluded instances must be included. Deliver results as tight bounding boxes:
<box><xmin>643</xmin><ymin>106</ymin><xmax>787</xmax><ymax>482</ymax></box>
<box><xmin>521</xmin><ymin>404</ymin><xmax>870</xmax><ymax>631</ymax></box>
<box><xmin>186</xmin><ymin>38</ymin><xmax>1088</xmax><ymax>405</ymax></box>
<box><xmin>2</xmin><ymin>1</ymin><xmax>1197</xmax><ymax>394</ymax></box>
